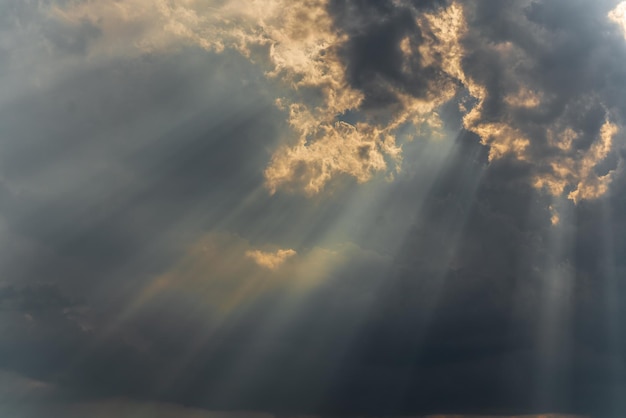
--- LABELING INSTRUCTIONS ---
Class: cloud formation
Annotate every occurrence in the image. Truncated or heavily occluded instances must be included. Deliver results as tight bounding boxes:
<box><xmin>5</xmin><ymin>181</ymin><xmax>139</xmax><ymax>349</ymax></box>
<box><xmin>54</xmin><ymin>0</ymin><xmax>457</xmax><ymax>194</ymax></box>
<box><xmin>246</xmin><ymin>248</ymin><xmax>297</xmax><ymax>270</ymax></box>
<box><xmin>167</xmin><ymin>1</ymin><xmax>626</xmax><ymax>203</ymax></box>
<box><xmin>610</xmin><ymin>1</ymin><xmax>626</xmax><ymax>38</ymax></box>
<box><xmin>44</xmin><ymin>0</ymin><xmax>626</xmax><ymax>204</ymax></box>
<box><xmin>3</xmin><ymin>1</ymin><xmax>626</xmax><ymax>417</ymax></box>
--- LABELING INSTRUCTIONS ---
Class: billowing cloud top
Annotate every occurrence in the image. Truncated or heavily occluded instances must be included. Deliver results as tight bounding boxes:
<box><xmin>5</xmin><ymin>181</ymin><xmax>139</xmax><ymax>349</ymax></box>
<box><xmin>42</xmin><ymin>0</ymin><xmax>625</xmax><ymax>202</ymax></box>
<box><xmin>53</xmin><ymin>0</ymin><xmax>626</xmax><ymax>203</ymax></box>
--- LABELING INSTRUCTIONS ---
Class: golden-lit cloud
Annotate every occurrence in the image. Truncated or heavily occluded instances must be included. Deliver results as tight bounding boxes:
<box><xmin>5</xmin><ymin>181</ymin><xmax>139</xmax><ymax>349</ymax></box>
<box><xmin>534</xmin><ymin>118</ymin><xmax>619</xmax><ymax>203</ymax></box>
<box><xmin>504</xmin><ymin>87</ymin><xmax>542</xmax><ymax>109</ymax></box>
<box><xmin>50</xmin><ymin>0</ymin><xmax>623</xmax><ymax>203</ymax></box>
<box><xmin>245</xmin><ymin>248</ymin><xmax>296</xmax><ymax>270</ymax></box>
<box><xmin>464</xmin><ymin>113</ymin><xmax>531</xmax><ymax>162</ymax></box>
<box><xmin>446</xmin><ymin>7</ymin><xmax>622</xmax><ymax>203</ymax></box>
<box><xmin>111</xmin><ymin>0</ymin><xmax>462</xmax><ymax>194</ymax></box>
<box><xmin>418</xmin><ymin>5</ymin><xmax>531</xmax><ymax>164</ymax></box>
<box><xmin>549</xmin><ymin>204</ymin><xmax>560</xmax><ymax>226</ymax></box>
<box><xmin>417</xmin><ymin>2</ymin><xmax>467</xmax><ymax>84</ymax></box>
<box><xmin>264</xmin><ymin>103</ymin><xmax>400</xmax><ymax>195</ymax></box>
<box><xmin>416</xmin><ymin>3</ymin><xmax>623</xmax><ymax>204</ymax></box>
<box><xmin>609</xmin><ymin>1</ymin><xmax>626</xmax><ymax>39</ymax></box>
<box><xmin>155</xmin><ymin>0</ymin><xmax>363</xmax><ymax>110</ymax></box>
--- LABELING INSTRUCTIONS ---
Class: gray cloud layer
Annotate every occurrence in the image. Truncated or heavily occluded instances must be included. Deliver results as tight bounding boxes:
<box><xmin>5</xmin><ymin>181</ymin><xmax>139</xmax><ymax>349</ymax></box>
<box><xmin>1</xmin><ymin>1</ymin><xmax>626</xmax><ymax>417</ymax></box>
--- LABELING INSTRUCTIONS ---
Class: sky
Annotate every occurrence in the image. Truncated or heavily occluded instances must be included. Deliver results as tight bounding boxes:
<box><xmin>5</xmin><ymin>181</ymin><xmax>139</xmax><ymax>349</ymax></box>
<box><xmin>2</xmin><ymin>0</ymin><xmax>626</xmax><ymax>417</ymax></box>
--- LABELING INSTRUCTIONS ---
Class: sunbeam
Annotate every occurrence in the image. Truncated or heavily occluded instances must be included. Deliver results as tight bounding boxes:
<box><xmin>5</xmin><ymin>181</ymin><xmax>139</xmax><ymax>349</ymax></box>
<box><xmin>599</xmin><ymin>198</ymin><xmax>626</xmax><ymax>415</ymax></box>
<box><xmin>532</xmin><ymin>196</ymin><xmax>575</xmax><ymax>411</ymax></box>
<box><xmin>1</xmin><ymin>0</ymin><xmax>625</xmax><ymax>417</ymax></box>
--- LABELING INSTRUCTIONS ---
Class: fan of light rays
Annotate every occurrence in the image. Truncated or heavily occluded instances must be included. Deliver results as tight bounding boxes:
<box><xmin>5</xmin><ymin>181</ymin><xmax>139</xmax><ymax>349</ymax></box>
<box><xmin>49</xmin><ymin>92</ymin><xmax>278</xmax><ymax>380</ymax></box>
<box><xmin>73</xmin><ymin>120</ymin><xmax>486</xmax><ymax>407</ymax></box>
<box><xmin>191</xmin><ymin>129</ymin><xmax>490</xmax><ymax>410</ymax></box>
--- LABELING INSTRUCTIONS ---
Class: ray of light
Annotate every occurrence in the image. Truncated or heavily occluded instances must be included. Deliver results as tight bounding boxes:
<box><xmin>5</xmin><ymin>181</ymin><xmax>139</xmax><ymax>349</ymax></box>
<box><xmin>145</xmin><ymin>128</ymin><xmax>485</xmax><ymax>408</ymax></box>
<box><xmin>530</xmin><ymin>196</ymin><xmax>575</xmax><ymax>411</ymax></box>
<box><xmin>53</xmin><ymin>97</ymin><xmax>277</xmax><ymax>379</ymax></box>
<box><xmin>374</xmin><ymin>133</ymin><xmax>488</xmax><ymax>411</ymax></box>
<box><xmin>196</xmin><ymin>129</ymin><xmax>490</xmax><ymax>413</ymax></box>
<box><xmin>280</xmin><ymin>125</ymin><xmax>464</xmax><ymax>256</ymax></box>
<box><xmin>600</xmin><ymin>198</ymin><xmax>626</xmax><ymax>414</ymax></box>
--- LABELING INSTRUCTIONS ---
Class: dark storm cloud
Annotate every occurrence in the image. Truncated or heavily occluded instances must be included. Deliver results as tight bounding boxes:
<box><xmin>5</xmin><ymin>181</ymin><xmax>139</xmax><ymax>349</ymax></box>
<box><xmin>330</xmin><ymin>0</ymin><xmax>451</xmax><ymax>102</ymax></box>
<box><xmin>342</xmin><ymin>176</ymin><xmax>626</xmax><ymax>415</ymax></box>
<box><xmin>6</xmin><ymin>133</ymin><xmax>620</xmax><ymax>417</ymax></box>
<box><xmin>326</xmin><ymin>0</ymin><xmax>626</xmax><ymax>202</ymax></box>
<box><xmin>462</xmin><ymin>0</ymin><xmax>626</xmax><ymax>125</ymax></box>
<box><xmin>328</xmin><ymin>0</ymin><xmax>626</xmax><ymax>124</ymax></box>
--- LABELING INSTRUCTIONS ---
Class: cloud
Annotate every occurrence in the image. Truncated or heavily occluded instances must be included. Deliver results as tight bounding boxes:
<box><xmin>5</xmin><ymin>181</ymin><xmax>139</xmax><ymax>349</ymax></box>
<box><xmin>145</xmin><ymin>1</ymin><xmax>626</xmax><ymax>203</ymax></box>
<box><xmin>48</xmin><ymin>0</ymin><xmax>462</xmax><ymax>195</ymax></box>
<box><xmin>459</xmin><ymin>0</ymin><xmax>626</xmax><ymax>203</ymax></box>
<box><xmin>534</xmin><ymin>118</ymin><xmax>620</xmax><ymax>203</ymax></box>
<box><xmin>610</xmin><ymin>1</ymin><xmax>626</xmax><ymax>38</ymax></box>
<box><xmin>0</xmin><ymin>397</ymin><xmax>275</xmax><ymax>418</ymax></box>
<box><xmin>0</xmin><ymin>284</ymin><xmax>76</xmax><ymax>314</ymax></box>
<box><xmin>0</xmin><ymin>227</ymin><xmax>396</xmax><ymax>413</ymax></box>
<box><xmin>45</xmin><ymin>0</ymin><xmax>176</xmax><ymax>57</ymax></box>
<box><xmin>0</xmin><ymin>394</ymin><xmax>588</xmax><ymax>418</ymax></box>
<box><xmin>42</xmin><ymin>0</ymin><xmax>625</xmax><ymax>204</ymax></box>
<box><xmin>42</xmin><ymin>14</ymin><xmax>102</xmax><ymax>56</ymax></box>
<box><xmin>13</xmin><ymin>0</ymin><xmax>615</xmax><ymax>215</ymax></box>
<box><xmin>246</xmin><ymin>248</ymin><xmax>297</xmax><ymax>270</ymax></box>
<box><xmin>0</xmin><ymin>370</ymin><xmax>54</xmax><ymax>403</ymax></box>
<box><xmin>3</xmin><ymin>1</ymin><xmax>626</xmax><ymax>416</ymax></box>
<box><xmin>133</xmin><ymin>233</ymin><xmax>389</xmax><ymax>316</ymax></box>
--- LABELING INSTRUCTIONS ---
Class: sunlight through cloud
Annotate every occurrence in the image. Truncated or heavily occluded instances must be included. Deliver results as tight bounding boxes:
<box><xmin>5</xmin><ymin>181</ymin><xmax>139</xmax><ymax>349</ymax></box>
<box><xmin>610</xmin><ymin>1</ymin><xmax>626</xmax><ymax>39</ymax></box>
<box><xmin>245</xmin><ymin>248</ymin><xmax>297</xmax><ymax>270</ymax></box>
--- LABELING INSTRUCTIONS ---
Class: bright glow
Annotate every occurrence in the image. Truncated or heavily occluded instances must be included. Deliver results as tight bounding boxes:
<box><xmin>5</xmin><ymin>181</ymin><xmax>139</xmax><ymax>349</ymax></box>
<box><xmin>609</xmin><ymin>1</ymin><xmax>626</xmax><ymax>39</ymax></box>
<box><xmin>245</xmin><ymin>248</ymin><xmax>297</xmax><ymax>270</ymax></box>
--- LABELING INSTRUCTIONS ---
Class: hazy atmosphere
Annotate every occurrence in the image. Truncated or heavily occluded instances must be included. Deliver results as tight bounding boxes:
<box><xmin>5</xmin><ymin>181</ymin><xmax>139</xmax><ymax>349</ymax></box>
<box><xmin>2</xmin><ymin>0</ymin><xmax>626</xmax><ymax>417</ymax></box>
